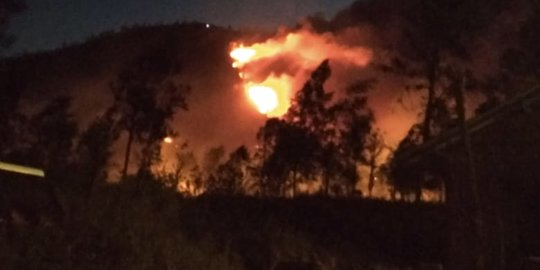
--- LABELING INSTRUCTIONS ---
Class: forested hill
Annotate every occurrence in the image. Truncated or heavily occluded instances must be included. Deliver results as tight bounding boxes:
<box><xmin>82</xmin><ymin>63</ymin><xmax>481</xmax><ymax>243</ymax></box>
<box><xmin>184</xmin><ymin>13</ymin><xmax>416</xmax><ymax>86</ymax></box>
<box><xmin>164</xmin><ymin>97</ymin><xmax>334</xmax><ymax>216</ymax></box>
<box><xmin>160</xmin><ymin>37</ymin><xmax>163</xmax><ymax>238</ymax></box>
<box><xmin>0</xmin><ymin>22</ymin><xmax>260</xmax><ymax>152</ymax></box>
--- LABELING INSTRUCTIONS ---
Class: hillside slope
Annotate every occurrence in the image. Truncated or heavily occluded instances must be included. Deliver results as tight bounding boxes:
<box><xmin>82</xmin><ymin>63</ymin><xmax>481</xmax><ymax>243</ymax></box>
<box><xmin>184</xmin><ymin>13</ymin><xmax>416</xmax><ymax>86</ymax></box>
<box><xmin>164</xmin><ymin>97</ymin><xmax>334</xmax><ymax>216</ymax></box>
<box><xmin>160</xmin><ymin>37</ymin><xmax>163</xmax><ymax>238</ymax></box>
<box><xmin>1</xmin><ymin>22</ymin><xmax>264</xmax><ymax>159</ymax></box>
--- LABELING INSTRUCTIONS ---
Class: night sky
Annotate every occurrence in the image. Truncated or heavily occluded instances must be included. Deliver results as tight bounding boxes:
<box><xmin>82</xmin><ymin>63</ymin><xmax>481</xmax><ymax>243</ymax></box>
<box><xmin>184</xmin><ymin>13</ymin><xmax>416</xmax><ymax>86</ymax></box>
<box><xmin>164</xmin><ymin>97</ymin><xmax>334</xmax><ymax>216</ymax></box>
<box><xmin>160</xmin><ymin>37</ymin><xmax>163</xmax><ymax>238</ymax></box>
<box><xmin>8</xmin><ymin>0</ymin><xmax>355</xmax><ymax>54</ymax></box>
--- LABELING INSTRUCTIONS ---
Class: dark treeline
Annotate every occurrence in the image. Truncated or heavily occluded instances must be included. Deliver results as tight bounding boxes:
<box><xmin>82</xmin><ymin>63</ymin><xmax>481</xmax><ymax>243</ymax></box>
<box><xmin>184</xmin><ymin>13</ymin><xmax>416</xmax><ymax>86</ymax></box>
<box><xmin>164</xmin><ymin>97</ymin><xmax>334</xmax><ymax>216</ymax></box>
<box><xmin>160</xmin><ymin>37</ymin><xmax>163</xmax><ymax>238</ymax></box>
<box><xmin>1</xmin><ymin>0</ymin><xmax>540</xmax><ymax>269</ymax></box>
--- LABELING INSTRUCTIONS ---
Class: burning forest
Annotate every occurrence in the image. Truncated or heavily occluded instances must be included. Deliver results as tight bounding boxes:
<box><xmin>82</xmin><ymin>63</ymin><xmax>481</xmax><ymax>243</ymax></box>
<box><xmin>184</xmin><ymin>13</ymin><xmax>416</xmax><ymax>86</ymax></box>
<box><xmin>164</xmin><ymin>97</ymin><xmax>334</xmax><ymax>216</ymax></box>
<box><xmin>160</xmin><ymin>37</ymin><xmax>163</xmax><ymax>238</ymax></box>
<box><xmin>1</xmin><ymin>0</ymin><xmax>540</xmax><ymax>269</ymax></box>
<box><xmin>229</xmin><ymin>28</ymin><xmax>372</xmax><ymax>117</ymax></box>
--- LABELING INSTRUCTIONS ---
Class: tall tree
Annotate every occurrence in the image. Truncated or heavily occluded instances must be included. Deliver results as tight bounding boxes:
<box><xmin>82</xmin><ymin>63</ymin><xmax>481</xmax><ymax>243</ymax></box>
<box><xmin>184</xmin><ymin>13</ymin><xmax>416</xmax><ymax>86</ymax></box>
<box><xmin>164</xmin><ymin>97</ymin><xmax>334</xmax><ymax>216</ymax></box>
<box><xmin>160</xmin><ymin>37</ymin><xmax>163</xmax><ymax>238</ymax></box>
<box><xmin>286</xmin><ymin>60</ymin><xmax>333</xmax><ymax>195</ymax></box>
<box><xmin>386</xmin><ymin>0</ymin><xmax>507</xmax><ymax>141</ymax></box>
<box><xmin>498</xmin><ymin>3</ymin><xmax>540</xmax><ymax>93</ymax></box>
<box><xmin>256</xmin><ymin>61</ymin><xmax>373</xmax><ymax>197</ymax></box>
<box><xmin>257</xmin><ymin>118</ymin><xmax>319</xmax><ymax>196</ymax></box>
<box><xmin>330</xmin><ymin>80</ymin><xmax>373</xmax><ymax>196</ymax></box>
<box><xmin>388</xmin><ymin>124</ymin><xmax>424</xmax><ymax>201</ymax></box>
<box><xmin>201</xmin><ymin>146</ymin><xmax>225</xmax><ymax>175</ymax></box>
<box><xmin>109</xmin><ymin>48</ymin><xmax>189</xmax><ymax>179</ymax></box>
<box><xmin>386</xmin><ymin>0</ymin><xmax>508</xmax><ymax>203</ymax></box>
<box><xmin>364</xmin><ymin>131</ymin><xmax>386</xmax><ymax>197</ymax></box>
<box><xmin>76</xmin><ymin>112</ymin><xmax>119</xmax><ymax>194</ymax></box>
<box><xmin>257</xmin><ymin>61</ymin><xmax>335</xmax><ymax>197</ymax></box>
<box><xmin>385</xmin><ymin>2</ymin><xmax>508</xmax><ymax>266</ymax></box>
<box><xmin>206</xmin><ymin>146</ymin><xmax>250</xmax><ymax>195</ymax></box>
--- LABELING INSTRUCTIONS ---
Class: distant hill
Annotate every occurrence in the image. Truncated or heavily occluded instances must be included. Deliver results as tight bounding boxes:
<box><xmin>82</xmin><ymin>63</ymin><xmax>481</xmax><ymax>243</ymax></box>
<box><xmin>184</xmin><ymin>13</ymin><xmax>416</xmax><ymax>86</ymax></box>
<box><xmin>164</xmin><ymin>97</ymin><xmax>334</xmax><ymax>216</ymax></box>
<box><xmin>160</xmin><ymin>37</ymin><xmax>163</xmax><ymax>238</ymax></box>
<box><xmin>1</xmin><ymin>22</ymin><xmax>267</xmax><ymax>160</ymax></box>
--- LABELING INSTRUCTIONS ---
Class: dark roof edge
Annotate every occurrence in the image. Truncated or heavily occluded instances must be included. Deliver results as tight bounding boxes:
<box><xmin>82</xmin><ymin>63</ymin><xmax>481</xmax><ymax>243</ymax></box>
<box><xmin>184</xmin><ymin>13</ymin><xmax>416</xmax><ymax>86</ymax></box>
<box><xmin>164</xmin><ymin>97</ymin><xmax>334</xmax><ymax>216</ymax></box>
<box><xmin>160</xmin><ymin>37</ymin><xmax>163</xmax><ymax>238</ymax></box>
<box><xmin>397</xmin><ymin>85</ymin><xmax>540</xmax><ymax>162</ymax></box>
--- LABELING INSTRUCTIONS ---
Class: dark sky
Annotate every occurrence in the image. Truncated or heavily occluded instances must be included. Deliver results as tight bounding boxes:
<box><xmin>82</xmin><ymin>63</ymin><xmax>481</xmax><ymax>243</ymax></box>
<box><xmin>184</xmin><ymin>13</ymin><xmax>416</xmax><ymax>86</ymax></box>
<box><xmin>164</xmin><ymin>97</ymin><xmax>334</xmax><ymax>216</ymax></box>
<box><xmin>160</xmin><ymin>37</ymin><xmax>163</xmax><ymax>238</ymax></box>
<box><xmin>8</xmin><ymin>0</ymin><xmax>355</xmax><ymax>54</ymax></box>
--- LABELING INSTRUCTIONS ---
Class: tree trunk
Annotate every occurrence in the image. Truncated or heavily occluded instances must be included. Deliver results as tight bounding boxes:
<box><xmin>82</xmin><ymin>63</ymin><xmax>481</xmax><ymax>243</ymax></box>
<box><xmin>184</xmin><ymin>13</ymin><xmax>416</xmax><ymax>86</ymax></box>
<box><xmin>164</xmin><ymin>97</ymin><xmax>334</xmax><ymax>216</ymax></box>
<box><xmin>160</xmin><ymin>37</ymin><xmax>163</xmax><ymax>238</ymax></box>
<box><xmin>322</xmin><ymin>171</ymin><xmax>330</xmax><ymax>196</ymax></box>
<box><xmin>421</xmin><ymin>55</ymin><xmax>440</xmax><ymax>142</ymax></box>
<box><xmin>368</xmin><ymin>162</ymin><xmax>375</xmax><ymax>197</ymax></box>
<box><xmin>122</xmin><ymin>129</ymin><xmax>134</xmax><ymax>179</ymax></box>
<box><xmin>458</xmin><ymin>78</ymin><xmax>484</xmax><ymax>270</ymax></box>
<box><xmin>452</xmin><ymin>73</ymin><xmax>485</xmax><ymax>270</ymax></box>
<box><xmin>423</xmin><ymin>83</ymin><xmax>435</xmax><ymax>140</ymax></box>
<box><xmin>291</xmin><ymin>170</ymin><xmax>297</xmax><ymax>197</ymax></box>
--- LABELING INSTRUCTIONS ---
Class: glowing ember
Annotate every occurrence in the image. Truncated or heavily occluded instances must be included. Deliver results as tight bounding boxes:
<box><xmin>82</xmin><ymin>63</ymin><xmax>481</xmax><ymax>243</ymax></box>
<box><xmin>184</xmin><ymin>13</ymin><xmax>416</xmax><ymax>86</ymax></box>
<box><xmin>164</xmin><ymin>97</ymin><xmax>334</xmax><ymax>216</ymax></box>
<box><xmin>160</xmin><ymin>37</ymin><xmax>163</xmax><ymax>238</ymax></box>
<box><xmin>230</xmin><ymin>47</ymin><xmax>256</xmax><ymax>68</ymax></box>
<box><xmin>248</xmin><ymin>85</ymin><xmax>279</xmax><ymax>114</ymax></box>
<box><xmin>163</xmin><ymin>137</ymin><xmax>173</xmax><ymax>144</ymax></box>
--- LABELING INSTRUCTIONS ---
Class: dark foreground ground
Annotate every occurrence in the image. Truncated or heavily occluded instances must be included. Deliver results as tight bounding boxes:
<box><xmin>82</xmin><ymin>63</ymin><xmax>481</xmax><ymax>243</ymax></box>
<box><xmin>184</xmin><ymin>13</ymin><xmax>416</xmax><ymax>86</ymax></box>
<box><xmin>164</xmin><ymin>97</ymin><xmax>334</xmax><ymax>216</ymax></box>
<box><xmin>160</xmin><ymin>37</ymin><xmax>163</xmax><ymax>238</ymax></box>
<box><xmin>0</xmin><ymin>177</ymin><xmax>450</xmax><ymax>270</ymax></box>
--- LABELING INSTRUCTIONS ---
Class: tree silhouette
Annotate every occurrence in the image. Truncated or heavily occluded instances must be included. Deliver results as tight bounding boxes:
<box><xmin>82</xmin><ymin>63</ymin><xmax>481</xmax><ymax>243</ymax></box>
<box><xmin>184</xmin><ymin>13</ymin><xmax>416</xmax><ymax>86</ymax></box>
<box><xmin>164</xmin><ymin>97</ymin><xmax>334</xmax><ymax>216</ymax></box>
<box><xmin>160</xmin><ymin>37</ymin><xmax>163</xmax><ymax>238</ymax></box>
<box><xmin>285</xmin><ymin>60</ymin><xmax>333</xmax><ymax>195</ymax></box>
<box><xmin>256</xmin><ymin>118</ymin><xmax>317</xmax><ymax>196</ymax></box>
<box><xmin>270</xmin><ymin>59</ymin><xmax>341</xmax><ymax>196</ymax></box>
<box><xmin>109</xmin><ymin>48</ymin><xmax>189</xmax><ymax>179</ymax></box>
<box><xmin>206</xmin><ymin>146</ymin><xmax>250</xmax><ymax>195</ymax></box>
<box><xmin>256</xmin><ymin>61</ymin><xmax>373</xmax><ymax>197</ymax></box>
<box><xmin>364</xmin><ymin>131</ymin><xmax>386</xmax><ymax>197</ymax></box>
<box><xmin>329</xmin><ymin>79</ymin><xmax>373</xmax><ymax>196</ymax></box>
<box><xmin>198</xmin><ymin>145</ymin><xmax>225</xmax><ymax>193</ymax></box>
<box><xmin>76</xmin><ymin>112</ymin><xmax>119</xmax><ymax>195</ymax></box>
<box><xmin>201</xmin><ymin>146</ymin><xmax>225</xmax><ymax>175</ymax></box>
<box><xmin>498</xmin><ymin>3</ymin><xmax>540</xmax><ymax>93</ymax></box>
<box><xmin>388</xmin><ymin>124</ymin><xmax>423</xmax><ymax>201</ymax></box>
<box><xmin>385</xmin><ymin>0</ymin><xmax>506</xmax><ymax>141</ymax></box>
<box><xmin>255</xmin><ymin>118</ymin><xmax>285</xmax><ymax>196</ymax></box>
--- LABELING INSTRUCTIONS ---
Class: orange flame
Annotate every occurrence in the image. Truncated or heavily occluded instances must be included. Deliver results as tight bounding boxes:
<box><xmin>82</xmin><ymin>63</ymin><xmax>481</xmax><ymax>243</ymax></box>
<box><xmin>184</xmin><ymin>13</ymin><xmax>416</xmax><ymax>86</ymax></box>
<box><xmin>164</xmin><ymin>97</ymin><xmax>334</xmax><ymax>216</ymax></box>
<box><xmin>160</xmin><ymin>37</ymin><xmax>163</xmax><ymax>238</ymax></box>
<box><xmin>247</xmin><ymin>85</ymin><xmax>278</xmax><ymax>114</ymax></box>
<box><xmin>230</xmin><ymin>28</ymin><xmax>372</xmax><ymax>118</ymax></box>
<box><xmin>231</xmin><ymin>44</ymin><xmax>292</xmax><ymax>117</ymax></box>
<box><xmin>163</xmin><ymin>137</ymin><xmax>173</xmax><ymax>144</ymax></box>
<box><xmin>245</xmin><ymin>75</ymin><xmax>293</xmax><ymax>117</ymax></box>
<box><xmin>230</xmin><ymin>46</ymin><xmax>256</xmax><ymax>68</ymax></box>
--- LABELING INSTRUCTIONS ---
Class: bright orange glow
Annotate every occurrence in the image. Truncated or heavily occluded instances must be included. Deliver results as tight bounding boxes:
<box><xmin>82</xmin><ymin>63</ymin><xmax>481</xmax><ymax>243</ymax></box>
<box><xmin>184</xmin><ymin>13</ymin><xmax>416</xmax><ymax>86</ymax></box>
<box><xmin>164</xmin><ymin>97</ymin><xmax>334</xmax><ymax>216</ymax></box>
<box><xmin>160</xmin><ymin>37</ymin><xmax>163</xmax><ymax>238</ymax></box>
<box><xmin>255</xmin><ymin>75</ymin><xmax>292</xmax><ymax>117</ymax></box>
<box><xmin>163</xmin><ymin>137</ymin><xmax>173</xmax><ymax>144</ymax></box>
<box><xmin>247</xmin><ymin>85</ymin><xmax>278</xmax><ymax>114</ymax></box>
<box><xmin>230</xmin><ymin>46</ymin><xmax>256</xmax><ymax>68</ymax></box>
<box><xmin>230</xmin><ymin>43</ymin><xmax>294</xmax><ymax>117</ymax></box>
<box><xmin>230</xmin><ymin>28</ymin><xmax>372</xmax><ymax>118</ymax></box>
<box><xmin>242</xmin><ymin>74</ymin><xmax>293</xmax><ymax>117</ymax></box>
